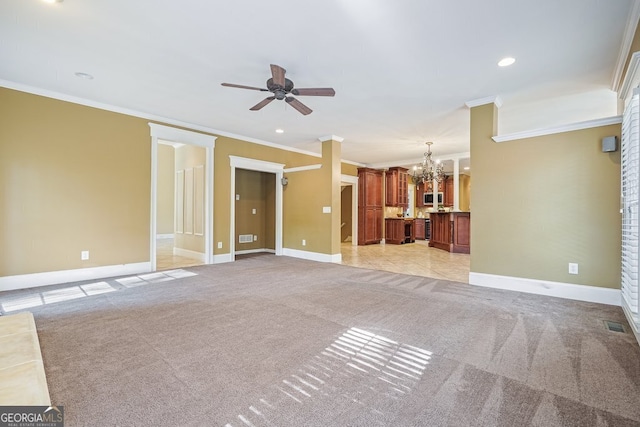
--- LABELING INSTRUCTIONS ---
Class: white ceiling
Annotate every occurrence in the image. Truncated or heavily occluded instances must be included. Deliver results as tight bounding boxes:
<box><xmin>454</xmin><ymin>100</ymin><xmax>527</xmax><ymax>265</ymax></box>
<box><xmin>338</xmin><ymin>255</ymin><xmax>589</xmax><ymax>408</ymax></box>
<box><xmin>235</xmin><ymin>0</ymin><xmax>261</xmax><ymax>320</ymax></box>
<box><xmin>0</xmin><ymin>0</ymin><xmax>635</xmax><ymax>167</ymax></box>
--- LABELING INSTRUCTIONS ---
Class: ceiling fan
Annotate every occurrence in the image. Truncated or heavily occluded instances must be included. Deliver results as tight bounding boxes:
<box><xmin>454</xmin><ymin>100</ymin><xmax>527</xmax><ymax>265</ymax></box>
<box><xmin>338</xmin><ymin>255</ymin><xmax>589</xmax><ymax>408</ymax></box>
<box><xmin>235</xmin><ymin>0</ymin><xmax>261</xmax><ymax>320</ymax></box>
<box><xmin>221</xmin><ymin>64</ymin><xmax>335</xmax><ymax>115</ymax></box>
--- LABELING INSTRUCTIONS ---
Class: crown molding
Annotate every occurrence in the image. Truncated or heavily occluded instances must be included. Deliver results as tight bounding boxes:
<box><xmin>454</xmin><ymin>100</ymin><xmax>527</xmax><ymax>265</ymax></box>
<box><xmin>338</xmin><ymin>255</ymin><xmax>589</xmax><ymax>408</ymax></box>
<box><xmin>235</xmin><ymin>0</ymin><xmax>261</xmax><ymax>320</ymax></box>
<box><xmin>492</xmin><ymin>116</ymin><xmax>622</xmax><ymax>143</ymax></box>
<box><xmin>465</xmin><ymin>95</ymin><xmax>503</xmax><ymax>109</ymax></box>
<box><xmin>341</xmin><ymin>158</ymin><xmax>366</xmax><ymax>167</ymax></box>
<box><xmin>619</xmin><ymin>52</ymin><xmax>640</xmax><ymax>102</ymax></box>
<box><xmin>611</xmin><ymin>0</ymin><xmax>640</xmax><ymax>91</ymax></box>
<box><xmin>318</xmin><ymin>135</ymin><xmax>344</xmax><ymax>143</ymax></box>
<box><xmin>368</xmin><ymin>151</ymin><xmax>471</xmax><ymax>169</ymax></box>
<box><xmin>0</xmin><ymin>79</ymin><xmax>324</xmax><ymax>158</ymax></box>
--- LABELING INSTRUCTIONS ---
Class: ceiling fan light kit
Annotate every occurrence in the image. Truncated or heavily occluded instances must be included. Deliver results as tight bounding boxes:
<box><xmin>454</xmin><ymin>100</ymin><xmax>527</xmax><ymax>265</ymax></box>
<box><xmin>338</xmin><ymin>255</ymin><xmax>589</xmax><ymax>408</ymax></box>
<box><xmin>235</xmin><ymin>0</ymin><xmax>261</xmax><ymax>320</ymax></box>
<box><xmin>221</xmin><ymin>64</ymin><xmax>335</xmax><ymax>115</ymax></box>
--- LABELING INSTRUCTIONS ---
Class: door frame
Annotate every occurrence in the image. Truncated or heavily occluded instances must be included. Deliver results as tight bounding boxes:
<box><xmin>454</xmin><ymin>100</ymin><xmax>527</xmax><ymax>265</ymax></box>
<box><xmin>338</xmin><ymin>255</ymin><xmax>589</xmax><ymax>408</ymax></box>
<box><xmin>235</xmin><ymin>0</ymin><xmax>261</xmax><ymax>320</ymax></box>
<box><xmin>149</xmin><ymin>123</ymin><xmax>216</xmax><ymax>271</ymax></box>
<box><xmin>229</xmin><ymin>156</ymin><xmax>284</xmax><ymax>260</ymax></box>
<box><xmin>341</xmin><ymin>174</ymin><xmax>358</xmax><ymax>246</ymax></box>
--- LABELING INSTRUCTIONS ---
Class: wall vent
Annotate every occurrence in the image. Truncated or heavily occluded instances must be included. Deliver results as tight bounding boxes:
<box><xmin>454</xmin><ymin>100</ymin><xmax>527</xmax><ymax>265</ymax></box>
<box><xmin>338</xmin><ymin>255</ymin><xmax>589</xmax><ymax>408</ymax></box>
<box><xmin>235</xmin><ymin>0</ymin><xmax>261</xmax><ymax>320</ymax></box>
<box><xmin>238</xmin><ymin>234</ymin><xmax>253</xmax><ymax>244</ymax></box>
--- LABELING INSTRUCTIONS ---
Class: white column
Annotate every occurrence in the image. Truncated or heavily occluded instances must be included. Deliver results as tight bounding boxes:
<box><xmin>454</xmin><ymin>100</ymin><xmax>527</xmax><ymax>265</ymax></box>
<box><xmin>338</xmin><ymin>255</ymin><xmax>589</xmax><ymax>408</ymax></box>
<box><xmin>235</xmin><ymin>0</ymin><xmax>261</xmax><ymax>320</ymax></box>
<box><xmin>432</xmin><ymin>178</ymin><xmax>438</xmax><ymax>209</ymax></box>
<box><xmin>453</xmin><ymin>158</ymin><xmax>460</xmax><ymax>211</ymax></box>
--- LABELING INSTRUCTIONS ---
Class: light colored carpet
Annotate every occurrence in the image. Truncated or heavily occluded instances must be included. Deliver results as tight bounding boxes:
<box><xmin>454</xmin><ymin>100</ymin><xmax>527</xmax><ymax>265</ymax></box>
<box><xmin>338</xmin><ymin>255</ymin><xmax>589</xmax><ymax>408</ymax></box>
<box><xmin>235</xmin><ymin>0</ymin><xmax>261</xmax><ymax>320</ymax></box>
<box><xmin>2</xmin><ymin>254</ymin><xmax>639</xmax><ymax>426</ymax></box>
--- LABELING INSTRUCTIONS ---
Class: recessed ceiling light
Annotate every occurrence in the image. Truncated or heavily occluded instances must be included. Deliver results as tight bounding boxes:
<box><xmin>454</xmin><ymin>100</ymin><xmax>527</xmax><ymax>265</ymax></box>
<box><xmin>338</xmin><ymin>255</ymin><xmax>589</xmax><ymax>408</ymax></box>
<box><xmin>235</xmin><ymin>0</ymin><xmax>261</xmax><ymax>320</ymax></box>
<box><xmin>42</xmin><ymin>0</ymin><xmax>63</xmax><ymax>3</ymax></box>
<box><xmin>74</xmin><ymin>72</ymin><xmax>94</xmax><ymax>80</ymax></box>
<box><xmin>498</xmin><ymin>57</ymin><xmax>516</xmax><ymax>67</ymax></box>
<box><xmin>275</xmin><ymin>129</ymin><xmax>284</xmax><ymax>134</ymax></box>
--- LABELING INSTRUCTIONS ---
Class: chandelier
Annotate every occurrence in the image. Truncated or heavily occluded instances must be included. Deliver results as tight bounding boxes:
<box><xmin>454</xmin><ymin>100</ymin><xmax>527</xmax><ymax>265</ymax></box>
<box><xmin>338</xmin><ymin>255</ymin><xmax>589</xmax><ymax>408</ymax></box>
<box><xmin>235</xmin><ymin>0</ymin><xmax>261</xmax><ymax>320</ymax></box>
<box><xmin>411</xmin><ymin>142</ymin><xmax>444</xmax><ymax>185</ymax></box>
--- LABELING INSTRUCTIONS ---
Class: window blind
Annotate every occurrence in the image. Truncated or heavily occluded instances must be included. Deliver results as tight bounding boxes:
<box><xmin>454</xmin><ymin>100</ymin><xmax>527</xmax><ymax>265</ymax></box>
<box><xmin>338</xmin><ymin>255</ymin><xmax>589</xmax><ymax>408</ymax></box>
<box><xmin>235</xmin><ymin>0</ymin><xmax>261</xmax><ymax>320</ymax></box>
<box><xmin>621</xmin><ymin>89</ymin><xmax>640</xmax><ymax>330</ymax></box>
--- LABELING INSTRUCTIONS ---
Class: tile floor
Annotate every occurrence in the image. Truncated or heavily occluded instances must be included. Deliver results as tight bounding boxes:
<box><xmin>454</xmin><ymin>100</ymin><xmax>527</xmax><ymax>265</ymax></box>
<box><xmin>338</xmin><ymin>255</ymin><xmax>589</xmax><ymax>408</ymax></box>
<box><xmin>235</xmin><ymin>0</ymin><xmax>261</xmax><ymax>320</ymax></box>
<box><xmin>156</xmin><ymin>238</ymin><xmax>205</xmax><ymax>270</ymax></box>
<box><xmin>340</xmin><ymin>240</ymin><xmax>470</xmax><ymax>283</ymax></box>
<box><xmin>156</xmin><ymin>237</ymin><xmax>470</xmax><ymax>283</ymax></box>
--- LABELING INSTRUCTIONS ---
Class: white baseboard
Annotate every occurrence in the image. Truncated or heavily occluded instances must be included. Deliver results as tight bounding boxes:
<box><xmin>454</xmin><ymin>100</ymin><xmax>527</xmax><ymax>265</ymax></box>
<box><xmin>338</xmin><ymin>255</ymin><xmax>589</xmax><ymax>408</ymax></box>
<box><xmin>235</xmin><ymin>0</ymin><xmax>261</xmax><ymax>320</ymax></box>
<box><xmin>622</xmin><ymin>304</ymin><xmax>640</xmax><ymax>346</ymax></box>
<box><xmin>235</xmin><ymin>248</ymin><xmax>276</xmax><ymax>255</ymax></box>
<box><xmin>172</xmin><ymin>247</ymin><xmax>206</xmax><ymax>262</ymax></box>
<box><xmin>156</xmin><ymin>233</ymin><xmax>174</xmax><ymax>239</ymax></box>
<box><xmin>0</xmin><ymin>262</ymin><xmax>152</xmax><ymax>292</ymax></box>
<box><xmin>212</xmin><ymin>253</ymin><xmax>233</xmax><ymax>264</ymax></box>
<box><xmin>282</xmin><ymin>248</ymin><xmax>342</xmax><ymax>263</ymax></box>
<box><xmin>469</xmin><ymin>272</ymin><xmax>621</xmax><ymax>306</ymax></box>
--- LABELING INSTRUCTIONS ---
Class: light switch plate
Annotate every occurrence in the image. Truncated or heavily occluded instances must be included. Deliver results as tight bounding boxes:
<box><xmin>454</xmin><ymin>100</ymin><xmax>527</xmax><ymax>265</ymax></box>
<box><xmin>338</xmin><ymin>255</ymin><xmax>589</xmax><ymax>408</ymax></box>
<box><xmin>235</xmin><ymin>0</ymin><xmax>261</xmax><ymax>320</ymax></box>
<box><xmin>322</xmin><ymin>206</ymin><xmax>331</xmax><ymax>213</ymax></box>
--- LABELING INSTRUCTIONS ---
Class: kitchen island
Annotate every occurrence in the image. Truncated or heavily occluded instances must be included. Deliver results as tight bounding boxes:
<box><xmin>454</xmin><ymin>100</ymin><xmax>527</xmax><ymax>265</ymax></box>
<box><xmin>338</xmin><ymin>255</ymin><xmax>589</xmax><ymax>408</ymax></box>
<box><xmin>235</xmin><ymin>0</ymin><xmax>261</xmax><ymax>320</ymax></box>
<box><xmin>428</xmin><ymin>212</ymin><xmax>470</xmax><ymax>253</ymax></box>
<box><xmin>385</xmin><ymin>218</ymin><xmax>415</xmax><ymax>244</ymax></box>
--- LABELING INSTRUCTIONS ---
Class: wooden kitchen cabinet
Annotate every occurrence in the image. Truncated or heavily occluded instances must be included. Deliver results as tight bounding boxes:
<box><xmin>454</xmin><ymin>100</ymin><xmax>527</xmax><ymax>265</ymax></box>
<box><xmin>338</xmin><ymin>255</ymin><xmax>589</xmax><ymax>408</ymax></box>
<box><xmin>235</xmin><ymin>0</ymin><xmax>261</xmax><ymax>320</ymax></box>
<box><xmin>443</xmin><ymin>175</ymin><xmax>454</xmax><ymax>207</ymax></box>
<box><xmin>385</xmin><ymin>218</ymin><xmax>415</xmax><ymax>244</ymax></box>
<box><xmin>385</xmin><ymin>167</ymin><xmax>408</xmax><ymax>208</ymax></box>
<box><xmin>414</xmin><ymin>218</ymin><xmax>425</xmax><ymax>240</ymax></box>
<box><xmin>358</xmin><ymin>168</ymin><xmax>383</xmax><ymax>245</ymax></box>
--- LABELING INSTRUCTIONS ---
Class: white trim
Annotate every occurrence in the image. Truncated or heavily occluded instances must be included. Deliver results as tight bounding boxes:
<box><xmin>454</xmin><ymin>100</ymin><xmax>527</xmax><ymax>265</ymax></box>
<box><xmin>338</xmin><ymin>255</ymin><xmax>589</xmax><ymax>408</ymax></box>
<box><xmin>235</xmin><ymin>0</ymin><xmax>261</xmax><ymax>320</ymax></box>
<box><xmin>156</xmin><ymin>234</ymin><xmax>174</xmax><ymax>239</ymax></box>
<box><xmin>282</xmin><ymin>248</ymin><xmax>342</xmax><ymax>263</ymax></box>
<box><xmin>469</xmin><ymin>272</ymin><xmax>621</xmax><ymax>306</ymax></box>
<box><xmin>318</xmin><ymin>135</ymin><xmax>344</xmax><ymax>143</ymax></box>
<box><xmin>172</xmin><ymin>247</ymin><xmax>206</xmax><ymax>262</ymax></box>
<box><xmin>611</xmin><ymin>0</ymin><xmax>640</xmax><ymax>91</ymax></box>
<box><xmin>235</xmin><ymin>249</ymin><xmax>277</xmax><ymax>255</ymax></box>
<box><xmin>342</xmin><ymin>159</ymin><xmax>366</xmax><ymax>167</ymax></box>
<box><xmin>370</xmin><ymin>151</ymin><xmax>471</xmax><ymax>170</ymax></box>
<box><xmin>229</xmin><ymin>156</ymin><xmax>285</xmax><ymax>173</ymax></box>
<box><xmin>341</xmin><ymin>174</ymin><xmax>359</xmax><ymax>246</ymax></box>
<box><xmin>0</xmin><ymin>262</ymin><xmax>152</xmax><ymax>292</ymax></box>
<box><xmin>149</xmin><ymin>124</ymin><xmax>216</xmax><ymax>271</ymax></box>
<box><xmin>213</xmin><ymin>253</ymin><xmax>233</xmax><ymax>264</ymax></box>
<box><xmin>0</xmin><ymin>79</ymin><xmax>322</xmax><ymax>159</ymax></box>
<box><xmin>621</xmin><ymin>304</ymin><xmax>640</xmax><ymax>346</ymax></box>
<box><xmin>229</xmin><ymin>156</ymin><xmax>284</xmax><ymax>261</ymax></box>
<box><xmin>283</xmin><ymin>164</ymin><xmax>322</xmax><ymax>173</ymax></box>
<box><xmin>492</xmin><ymin>116</ymin><xmax>623</xmax><ymax>143</ymax></box>
<box><xmin>465</xmin><ymin>95</ymin><xmax>503</xmax><ymax>109</ymax></box>
<box><xmin>619</xmin><ymin>52</ymin><xmax>640</xmax><ymax>103</ymax></box>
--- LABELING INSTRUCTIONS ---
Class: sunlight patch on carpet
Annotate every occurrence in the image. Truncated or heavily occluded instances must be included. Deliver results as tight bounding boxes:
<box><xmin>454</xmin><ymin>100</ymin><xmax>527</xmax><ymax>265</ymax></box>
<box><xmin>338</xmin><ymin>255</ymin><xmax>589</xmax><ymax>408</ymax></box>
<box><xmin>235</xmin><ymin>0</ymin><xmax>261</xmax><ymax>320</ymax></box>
<box><xmin>226</xmin><ymin>327</ymin><xmax>433</xmax><ymax>426</ymax></box>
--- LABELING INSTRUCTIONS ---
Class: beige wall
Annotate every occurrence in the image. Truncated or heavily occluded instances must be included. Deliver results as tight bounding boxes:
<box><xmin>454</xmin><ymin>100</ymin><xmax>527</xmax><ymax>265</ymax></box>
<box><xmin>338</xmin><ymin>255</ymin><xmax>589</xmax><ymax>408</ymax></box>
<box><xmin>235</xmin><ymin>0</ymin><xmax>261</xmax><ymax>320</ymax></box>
<box><xmin>0</xmin><ymin>87</ymin><xmax>151</xmax><ymax>276</ymax></box>
<box><xmin>470</xmin><ymin>102</ymin><xmax>621</xmax><ymax>288</ymax></box>
<box><xmin>174</xmin><ymin>144</ymin><xmax>206</xmax><ymax>253</ymax></box>
<box><xmin>235</xmin><ymin>169</ymin><xmax>275</xmax><ymax>251</ymax></box>
<box><xmin>156</xmin><ymin>144</ymin><xmax>175</xmax><ymax>235</ymax></box>
<box><xmin>341</xmin><ymin>162</ymin><xmax>359</xmax><ymax>177</ymax></box>
<box><xmin>212</xmin><ymin>136</ymin><xmax>334</xmax><ymax>255</ymax></box>
<box><xmin>459</xmin><ymin>174</ymin><xmax>471</xmax><ymax>211</ymax></box>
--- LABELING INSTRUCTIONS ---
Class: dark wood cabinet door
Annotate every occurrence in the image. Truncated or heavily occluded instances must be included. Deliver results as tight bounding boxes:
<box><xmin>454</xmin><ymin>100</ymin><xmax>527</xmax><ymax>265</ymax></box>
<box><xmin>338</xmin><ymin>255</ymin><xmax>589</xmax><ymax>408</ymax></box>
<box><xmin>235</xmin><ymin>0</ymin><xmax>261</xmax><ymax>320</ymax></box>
<box><xmin>358</xmin><ymin>168</ymin><xmax>383</xmax><ymax>245</ymax></box>
<box><xmin>414</xmin><ymin>219</ymin><xmax>425</xmax><ymax>239</ymax></box>
<box><xmin>444</xmin><ymin>175</ymin><xmax>454</xmax><ymax>207</ymax></box>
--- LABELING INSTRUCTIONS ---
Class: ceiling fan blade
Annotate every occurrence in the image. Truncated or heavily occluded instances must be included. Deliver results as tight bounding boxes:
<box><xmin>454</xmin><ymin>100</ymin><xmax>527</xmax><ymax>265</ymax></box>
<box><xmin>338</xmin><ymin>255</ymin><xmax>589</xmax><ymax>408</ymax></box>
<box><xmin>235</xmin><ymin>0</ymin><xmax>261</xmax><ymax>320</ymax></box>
<box><xmin>250</xmin><ymin>96</ymin><xmax>276</xmax><ymax>111</ymax></box>
<box><xmin>221</xmin><ymin>83</ymin><xmax>268</xmax><ymax>91</ymax></box>
<box><xmin>285</xmin><ymin>96</ymin><xmax>312</xmax><ymax>115</ymax></box>
<box><xmin>291</xmin><ymin>88</ymin><xmax>336</xmax><ymax>97</ymax></box>
<box><xmin>270</xmin><ymin>64</ymin><xmax>286</xmax><ymax>87</ymax></box>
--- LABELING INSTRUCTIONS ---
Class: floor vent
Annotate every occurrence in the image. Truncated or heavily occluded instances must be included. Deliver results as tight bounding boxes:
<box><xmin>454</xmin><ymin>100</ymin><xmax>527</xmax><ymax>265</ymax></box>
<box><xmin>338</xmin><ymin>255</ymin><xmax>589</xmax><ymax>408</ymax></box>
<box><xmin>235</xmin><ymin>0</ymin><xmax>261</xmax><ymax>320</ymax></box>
<box><xmin>603</xmin><ymin>320</ymin><xmax>626</xmax><ymax>333</ymax></box>
<box><xmin>238</xmin><ymin>234</ymin><xmax>253</xmax><ymax>244</ymax></box>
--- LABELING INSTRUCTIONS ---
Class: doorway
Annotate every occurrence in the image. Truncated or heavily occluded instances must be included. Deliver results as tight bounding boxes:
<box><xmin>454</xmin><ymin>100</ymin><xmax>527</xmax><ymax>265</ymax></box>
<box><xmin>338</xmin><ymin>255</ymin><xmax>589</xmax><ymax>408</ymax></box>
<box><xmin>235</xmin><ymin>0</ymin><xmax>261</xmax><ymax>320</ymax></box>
<box><xmin>149</xmin><ymin>124</ymin><xmax>216</xmax><ymax>272</ymax></box>
<box><xmin>234</xmin><ymin>169</ymin><xmax>277</xmax><ymax>258</ymax></box>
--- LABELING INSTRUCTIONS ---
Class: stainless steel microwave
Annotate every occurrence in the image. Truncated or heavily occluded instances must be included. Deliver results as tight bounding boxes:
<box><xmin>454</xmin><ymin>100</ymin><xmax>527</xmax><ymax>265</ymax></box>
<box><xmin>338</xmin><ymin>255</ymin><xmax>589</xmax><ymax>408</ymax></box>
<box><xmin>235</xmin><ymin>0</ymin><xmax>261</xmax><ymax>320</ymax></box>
<box><xmin>424</xmin><ymin>192</ymin><xmax>443</xmax><ymax>204</ymax></box>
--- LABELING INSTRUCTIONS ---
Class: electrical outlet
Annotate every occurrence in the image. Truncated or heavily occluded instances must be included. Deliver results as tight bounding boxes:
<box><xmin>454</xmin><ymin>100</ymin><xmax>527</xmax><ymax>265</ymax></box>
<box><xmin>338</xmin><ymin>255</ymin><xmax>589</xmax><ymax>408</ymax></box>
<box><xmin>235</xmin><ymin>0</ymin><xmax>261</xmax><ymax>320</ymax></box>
<box><xmin>236</xmin><ymin>194</ymin><xmax>240</xmax><ymax>201</ymax></box>
<box><xmin>217</xmin><ymin>242</ymin><xmax>223</xmax><ymax>249</ymax></box>
<box><xmin>81</xmin><ymin>250</ymin><xmax>89</xmax><ymax>260</ymax></box>
<box><xmin>568</xmin><ymin>263</ymin><xmax>578</xmax><ymax>275</ymax></box>
<box><xmin>252</xmin><ymin>208</ymin><xmax>256</xmax><ymax>214</ymax></box>
<box><xmin>253</xmin><ymin>235</ymin><xmax>258</xmax><ymax>241</ymax></box>
<box><xmin>302</xmin><ymin>239</ymin><xmax>306</xmax><ymax>246</ymax></box>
